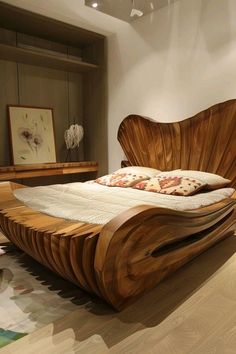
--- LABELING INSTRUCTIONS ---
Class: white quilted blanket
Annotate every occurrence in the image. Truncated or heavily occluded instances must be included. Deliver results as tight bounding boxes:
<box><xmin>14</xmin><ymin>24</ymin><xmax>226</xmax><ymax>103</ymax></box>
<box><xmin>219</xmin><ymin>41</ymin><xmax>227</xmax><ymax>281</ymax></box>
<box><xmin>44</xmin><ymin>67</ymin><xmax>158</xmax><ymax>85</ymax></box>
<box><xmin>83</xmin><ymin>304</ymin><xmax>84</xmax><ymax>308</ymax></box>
<box><xmin>13</xmin><ymin>182</ymin><xmax>235</xmax><ymax>225</ymax></box>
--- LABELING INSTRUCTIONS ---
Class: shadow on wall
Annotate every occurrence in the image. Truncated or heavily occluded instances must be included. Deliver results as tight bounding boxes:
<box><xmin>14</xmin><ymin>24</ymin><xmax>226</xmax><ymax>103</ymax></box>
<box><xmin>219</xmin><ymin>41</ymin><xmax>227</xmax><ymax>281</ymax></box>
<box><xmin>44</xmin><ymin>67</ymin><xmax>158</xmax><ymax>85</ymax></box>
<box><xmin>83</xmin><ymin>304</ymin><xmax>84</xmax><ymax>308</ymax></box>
<box><xmin>106</xmin><ymin>2</ymin><xmax>175</xmax><ymax>153</ymax></box>
<box><xmin>108</xmin><ymin>0</ymin><xmax>174</xmax><ymax>82</ymax></box>
<box><xmin>131</xmin><ymin>0</ymin><xmax>234</xmax><ymax>55</ymax></box>
<box><xmin>129</xmin><ymin>0</ymin><xmax>234</xmax><ymax>73</ymax></box>
<box><xmin>199</xmin><ymin>0</ymin><xmax>234</xmax><ymax>54</ymax></box>
<box><xmin>131</xmin><ymin>0</ymin><xmax>174</xmax><ymax>53</ymax></box>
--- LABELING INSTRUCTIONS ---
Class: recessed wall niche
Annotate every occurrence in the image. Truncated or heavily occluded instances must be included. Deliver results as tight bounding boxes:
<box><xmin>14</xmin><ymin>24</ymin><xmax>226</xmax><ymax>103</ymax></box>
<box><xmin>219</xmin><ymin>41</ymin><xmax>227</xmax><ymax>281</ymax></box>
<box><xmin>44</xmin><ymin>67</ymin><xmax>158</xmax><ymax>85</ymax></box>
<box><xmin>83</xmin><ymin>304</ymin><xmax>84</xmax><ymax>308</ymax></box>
<box><xmin>0</xmin><ymin>1</ymin><xmax>107</xmax><ymax>182</ymax></box>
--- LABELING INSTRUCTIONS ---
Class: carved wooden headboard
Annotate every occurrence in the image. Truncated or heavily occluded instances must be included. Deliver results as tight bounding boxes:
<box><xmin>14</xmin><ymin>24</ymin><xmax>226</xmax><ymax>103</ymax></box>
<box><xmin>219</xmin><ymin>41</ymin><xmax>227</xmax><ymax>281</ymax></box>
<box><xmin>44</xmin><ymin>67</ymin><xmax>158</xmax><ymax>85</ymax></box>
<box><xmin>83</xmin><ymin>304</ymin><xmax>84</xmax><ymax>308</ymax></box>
<box><xmin>118</xmin><ymin>99</ymin><xmax>236</xmax><ymax>187</ymax></box>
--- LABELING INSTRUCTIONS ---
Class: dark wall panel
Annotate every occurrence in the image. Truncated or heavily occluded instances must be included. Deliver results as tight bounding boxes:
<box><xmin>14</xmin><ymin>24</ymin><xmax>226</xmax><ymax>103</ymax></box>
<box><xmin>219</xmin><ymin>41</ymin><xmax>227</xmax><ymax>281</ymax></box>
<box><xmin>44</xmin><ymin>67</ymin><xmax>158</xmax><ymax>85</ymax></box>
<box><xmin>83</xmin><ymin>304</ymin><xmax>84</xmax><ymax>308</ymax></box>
<box><xmin>0</xmin><ymin>60</ymin><xmax>18</xmax><ymax>165</ymax></box>
<box><xmin>18</xmin><ymin>64</ymin><xmax>70</xmax><ymax>162</ymax></box>
<box><xmin>68</xmin><ymin>71</ymin><xmax>84</xmax><ymax>162</ymax></box>
<box><xmin>0</xmin><ymin>60</ymin><xmax>84</xmax><ymax>166</ymax></box>
<box><xmin>83</xmin><ymin>39</ymin><xmax>108</xmax><ymax>176</ymax></box>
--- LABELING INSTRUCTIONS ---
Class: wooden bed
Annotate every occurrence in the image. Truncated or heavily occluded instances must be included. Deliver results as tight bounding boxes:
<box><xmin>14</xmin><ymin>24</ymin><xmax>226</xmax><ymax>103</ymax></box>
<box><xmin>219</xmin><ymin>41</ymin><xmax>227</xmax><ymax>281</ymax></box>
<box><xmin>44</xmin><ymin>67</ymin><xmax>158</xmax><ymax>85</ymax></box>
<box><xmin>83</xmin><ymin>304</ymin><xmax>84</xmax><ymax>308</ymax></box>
<box><xmin>0</xmin><ymin>99</ymin><xmax>236</xmax><ymax>311</ymax></box>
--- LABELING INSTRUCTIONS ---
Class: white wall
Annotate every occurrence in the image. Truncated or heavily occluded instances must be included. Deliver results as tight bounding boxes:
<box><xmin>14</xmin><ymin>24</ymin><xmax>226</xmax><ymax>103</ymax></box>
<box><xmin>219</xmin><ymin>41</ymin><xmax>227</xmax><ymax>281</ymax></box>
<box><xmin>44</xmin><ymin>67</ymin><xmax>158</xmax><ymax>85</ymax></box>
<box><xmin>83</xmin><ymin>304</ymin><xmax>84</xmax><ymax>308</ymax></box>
<box><xmin>108</xmin><ymin>0</ymin><xmax>236</xmax><ymax>171</ymax></box>
<box><xmin>3</xmin><ymin>0</ymin><xmax>236</xmax><ymax>172</ymax></box>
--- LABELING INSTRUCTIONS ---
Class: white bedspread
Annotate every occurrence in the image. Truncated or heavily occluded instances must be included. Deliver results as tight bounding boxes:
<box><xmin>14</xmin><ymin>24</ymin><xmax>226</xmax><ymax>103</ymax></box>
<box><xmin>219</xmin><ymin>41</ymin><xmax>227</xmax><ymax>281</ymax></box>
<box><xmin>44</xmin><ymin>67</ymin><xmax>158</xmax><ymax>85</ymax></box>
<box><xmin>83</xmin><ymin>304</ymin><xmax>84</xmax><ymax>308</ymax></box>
<box><xmin>13</xmin><ymin>182</ymin><xmax>235</xmax><ymax>225</ymax></box>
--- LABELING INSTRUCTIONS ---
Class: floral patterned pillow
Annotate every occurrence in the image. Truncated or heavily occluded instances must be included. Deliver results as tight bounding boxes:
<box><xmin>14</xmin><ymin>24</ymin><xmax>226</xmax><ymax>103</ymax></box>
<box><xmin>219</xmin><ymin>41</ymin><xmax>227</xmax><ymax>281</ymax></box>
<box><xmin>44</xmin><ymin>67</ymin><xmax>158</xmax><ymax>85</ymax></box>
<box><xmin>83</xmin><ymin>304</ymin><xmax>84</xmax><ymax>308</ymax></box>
<box><xmin>155</xmin><ymin>170</ymin><xmax>231</xmax><ymax>190</ymax></box>
<box><xmin>95</xmin><ymin>172</ymin><xmax>149</xmax><ymax>187</ymax></box>
<box><xmin>133</xmin><ymin>176</ymin><xmax>206</xmax><ymax>196</ymax></box>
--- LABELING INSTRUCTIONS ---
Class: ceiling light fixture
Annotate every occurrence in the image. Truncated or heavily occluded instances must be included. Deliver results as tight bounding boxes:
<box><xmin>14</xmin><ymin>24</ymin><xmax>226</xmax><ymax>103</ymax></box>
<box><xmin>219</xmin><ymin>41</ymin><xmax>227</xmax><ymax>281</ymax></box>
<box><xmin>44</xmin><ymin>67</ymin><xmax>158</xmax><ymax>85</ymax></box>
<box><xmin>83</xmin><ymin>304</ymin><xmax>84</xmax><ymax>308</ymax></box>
<box><xmin>130</xmin><ymin>0</ymin><xmax>143</xmax><ymax>18</ymax></box>
<box><xmin>92</xmin><ymin>2</ymin><xmax>98</xmax><ymax>8</ymax></box>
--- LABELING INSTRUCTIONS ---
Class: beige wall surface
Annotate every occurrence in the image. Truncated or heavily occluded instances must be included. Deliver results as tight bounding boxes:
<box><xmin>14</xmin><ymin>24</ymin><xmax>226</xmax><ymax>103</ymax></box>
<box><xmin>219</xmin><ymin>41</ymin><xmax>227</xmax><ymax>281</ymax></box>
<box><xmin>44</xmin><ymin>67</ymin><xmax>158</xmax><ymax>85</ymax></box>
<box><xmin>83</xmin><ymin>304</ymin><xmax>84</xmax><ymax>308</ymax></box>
<box><xmin>2</xmin><ymin>0</ymin><xmax>236</xmax><ymax>172</ymax></box>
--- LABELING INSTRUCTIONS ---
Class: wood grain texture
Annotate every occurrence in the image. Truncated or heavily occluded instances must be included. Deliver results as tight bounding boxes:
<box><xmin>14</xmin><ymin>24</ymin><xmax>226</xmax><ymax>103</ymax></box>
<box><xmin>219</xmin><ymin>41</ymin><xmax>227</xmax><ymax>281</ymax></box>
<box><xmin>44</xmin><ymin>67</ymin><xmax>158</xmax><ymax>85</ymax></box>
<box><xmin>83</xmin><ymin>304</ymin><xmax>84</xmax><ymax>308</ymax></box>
<box><xmin>0</xmin><ymin>161</ymin><xmax>98</xmax><ymax>180</ymax></box>
<box><xmin>0</xmin><ymin>100</ymin><xmax>235</xmax><ymax>310</ymax></box>
<box><xmin>0</xmin><ymin>180</ymin><xmax>235</xmax><ymax>310</ymax></box>
<box><xmin>1</xmin><ymin>233</ymin><xmax>236</xmax><ymax>354</ymax></box>
<box><xmin>118</xmin><ymin>99</ymin><xmax>236</xmax><ymax>187</ymax></box>
<box><xmin>0</xmin><ymin>182</ymin><xmax>103</xmax><ymax>292</ymax></box>
<box><xmin>0</xmin><ymin>43</ymin><xmax>98</xmax><ymax>73</ymax></box>
<box><xmin>95</xmin><ymin>202</ymin><xmax>236</xmax><ymax>309</ymax></box>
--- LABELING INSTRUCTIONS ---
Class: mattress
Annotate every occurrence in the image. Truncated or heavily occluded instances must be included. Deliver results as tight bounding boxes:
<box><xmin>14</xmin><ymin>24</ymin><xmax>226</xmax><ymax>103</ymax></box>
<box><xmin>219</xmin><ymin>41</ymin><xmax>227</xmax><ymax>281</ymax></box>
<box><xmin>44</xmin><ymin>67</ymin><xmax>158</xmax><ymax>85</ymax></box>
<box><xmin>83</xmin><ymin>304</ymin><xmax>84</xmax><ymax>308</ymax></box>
<box><xmin>13</xmin><ymin>182</ymin><xmax>235</xmax><ymax>225</ymax></box>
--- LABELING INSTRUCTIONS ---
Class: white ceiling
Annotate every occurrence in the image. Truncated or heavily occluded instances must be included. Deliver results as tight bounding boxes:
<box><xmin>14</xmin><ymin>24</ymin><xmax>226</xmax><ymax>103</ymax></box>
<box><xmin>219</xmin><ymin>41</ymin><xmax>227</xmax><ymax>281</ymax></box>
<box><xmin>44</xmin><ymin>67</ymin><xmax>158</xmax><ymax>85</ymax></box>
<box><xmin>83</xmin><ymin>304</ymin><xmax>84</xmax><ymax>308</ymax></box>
<box><xmin>85</xmin><ymin>0</ymin><xmax>176</xmax><ymax>22</ymax></box>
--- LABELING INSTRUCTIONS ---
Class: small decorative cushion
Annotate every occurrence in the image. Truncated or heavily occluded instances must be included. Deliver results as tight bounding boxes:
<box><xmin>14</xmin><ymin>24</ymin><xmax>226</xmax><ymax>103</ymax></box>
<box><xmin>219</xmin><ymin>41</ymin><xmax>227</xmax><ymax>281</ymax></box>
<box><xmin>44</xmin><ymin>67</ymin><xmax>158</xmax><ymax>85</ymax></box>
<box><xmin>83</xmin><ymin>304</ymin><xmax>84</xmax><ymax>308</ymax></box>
<box><xmin>95</xmin><ymin>172</ymin><xmax>149</xmax><ymax>187</ymax></box>
<box><xmin>133</xmin><ymin>176</ymin><xmax>206</xmax><ymax>196</ymax></box>
<box><xmin>155</xmin><ymin>170</ymin><xmax>231</xmax><ymax>190</ymax></box>
<box><xmin>114</xmin><ymin>166</ymin><xmax>162</xmax><ymax>178</ymax></box>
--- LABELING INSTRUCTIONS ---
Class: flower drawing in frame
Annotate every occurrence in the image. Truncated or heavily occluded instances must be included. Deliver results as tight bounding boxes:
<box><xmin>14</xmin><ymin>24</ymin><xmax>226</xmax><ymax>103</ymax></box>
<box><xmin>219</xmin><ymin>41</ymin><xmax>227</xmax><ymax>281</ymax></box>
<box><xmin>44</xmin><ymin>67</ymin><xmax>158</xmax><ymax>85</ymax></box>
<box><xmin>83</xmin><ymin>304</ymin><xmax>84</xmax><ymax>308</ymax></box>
<box><xmin>8</xmin><ymin>106</ymin><xmax>56</xmax><ymax>165</ymax></box>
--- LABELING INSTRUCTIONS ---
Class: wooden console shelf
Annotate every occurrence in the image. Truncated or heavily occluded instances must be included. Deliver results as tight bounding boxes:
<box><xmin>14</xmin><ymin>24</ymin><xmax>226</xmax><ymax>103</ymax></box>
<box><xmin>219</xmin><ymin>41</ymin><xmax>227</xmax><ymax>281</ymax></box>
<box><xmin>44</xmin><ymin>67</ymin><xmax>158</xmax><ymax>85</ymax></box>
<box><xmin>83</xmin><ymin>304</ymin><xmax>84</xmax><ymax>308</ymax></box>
<box><xmin>0</xmin><ymin>161</ymin><xmax>98</xmax><ymax>180</ymax></box>
<box><xmin>0</xmin><ymin>43</ymin><xmax>99</xmax><ymax>73</ymax></box>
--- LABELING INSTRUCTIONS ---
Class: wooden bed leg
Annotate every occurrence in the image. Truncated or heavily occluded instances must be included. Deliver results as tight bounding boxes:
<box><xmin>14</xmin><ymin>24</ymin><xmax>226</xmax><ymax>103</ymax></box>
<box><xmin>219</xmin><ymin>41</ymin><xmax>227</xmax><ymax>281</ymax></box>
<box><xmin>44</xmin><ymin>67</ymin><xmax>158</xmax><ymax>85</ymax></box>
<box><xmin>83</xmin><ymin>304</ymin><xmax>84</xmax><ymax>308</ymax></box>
<box><xmin>95</xmin><ymin>202</ymin><xmax>236</xmax><ymax>310</ymax></box>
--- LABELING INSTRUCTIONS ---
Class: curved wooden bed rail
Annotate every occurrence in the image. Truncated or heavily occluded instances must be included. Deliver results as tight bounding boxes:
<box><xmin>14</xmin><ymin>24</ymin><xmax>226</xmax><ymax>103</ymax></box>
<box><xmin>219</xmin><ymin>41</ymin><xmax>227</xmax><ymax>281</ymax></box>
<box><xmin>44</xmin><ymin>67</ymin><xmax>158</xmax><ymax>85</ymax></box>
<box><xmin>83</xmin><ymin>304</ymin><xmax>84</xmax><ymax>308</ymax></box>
<box><xmin>0</xmin><ymin>182</ymin><xmax>103</xmax><ymax>297</ymax></box>
<box><xmin>0</xmin><ymin>100</ymin><xmax>236</xmax><ymax>310</ymax></box>
<box><xmin>118</xmin><ymin>99</ymin><xmax>236</xmax><ymax>187</ymax></box>
<box><xmin>95</xmin><ymin>199</ymin><xmax>236</xmax><ymax>310</ymax></box>
<box><xmin>0</xmin><ymin>182</ymin><xmax>235</xmax><ymax>310</ymax></box>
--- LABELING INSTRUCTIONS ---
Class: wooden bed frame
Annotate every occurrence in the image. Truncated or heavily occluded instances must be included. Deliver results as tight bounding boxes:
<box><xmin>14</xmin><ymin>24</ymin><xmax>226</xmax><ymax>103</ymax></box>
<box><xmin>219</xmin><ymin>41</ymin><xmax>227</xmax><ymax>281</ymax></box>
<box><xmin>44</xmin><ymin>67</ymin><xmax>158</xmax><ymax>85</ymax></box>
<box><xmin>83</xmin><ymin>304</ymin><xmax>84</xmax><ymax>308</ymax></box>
<box><xmin>0</xmin><ymin>99</ymin><xmax>236</xmax><ymax>310</ymax></box>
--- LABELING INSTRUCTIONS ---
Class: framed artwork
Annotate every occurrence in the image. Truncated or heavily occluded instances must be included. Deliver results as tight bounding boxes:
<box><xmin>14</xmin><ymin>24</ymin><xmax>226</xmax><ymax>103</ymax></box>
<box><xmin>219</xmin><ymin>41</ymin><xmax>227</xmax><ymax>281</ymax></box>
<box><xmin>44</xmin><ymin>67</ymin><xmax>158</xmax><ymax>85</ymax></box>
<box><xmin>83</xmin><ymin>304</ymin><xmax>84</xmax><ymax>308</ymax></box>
<box><xmin>8</xmin><ymin>105</ymin><xmax>57</xmax><ymax>165</ymax></box>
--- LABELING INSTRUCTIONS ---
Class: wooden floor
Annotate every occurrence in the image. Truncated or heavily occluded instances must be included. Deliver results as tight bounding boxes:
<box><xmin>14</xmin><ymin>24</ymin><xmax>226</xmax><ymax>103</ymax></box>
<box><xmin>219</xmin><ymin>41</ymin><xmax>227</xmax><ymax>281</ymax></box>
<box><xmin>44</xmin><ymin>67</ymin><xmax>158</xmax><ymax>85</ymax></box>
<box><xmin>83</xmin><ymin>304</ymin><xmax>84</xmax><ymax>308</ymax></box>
<box><xmin>1</xmin><ymin>231</ymin><xmax>236</xmax><ymax>354</ymax></box>
<box><xmin>0</xmin><ymin>232</ymin><xmax>7</xmax><ymax>243</ymax></box>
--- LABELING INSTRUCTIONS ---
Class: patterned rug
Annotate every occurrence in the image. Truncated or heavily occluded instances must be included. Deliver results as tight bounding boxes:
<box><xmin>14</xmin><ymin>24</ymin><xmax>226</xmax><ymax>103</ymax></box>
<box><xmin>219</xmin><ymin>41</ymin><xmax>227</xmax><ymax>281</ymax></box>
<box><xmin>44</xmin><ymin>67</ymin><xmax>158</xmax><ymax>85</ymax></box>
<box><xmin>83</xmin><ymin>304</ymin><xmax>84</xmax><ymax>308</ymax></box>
<box><xmin>0</xmin><ymin>236</ymin><xmax>92</xmax><ymax>348</ymax></box>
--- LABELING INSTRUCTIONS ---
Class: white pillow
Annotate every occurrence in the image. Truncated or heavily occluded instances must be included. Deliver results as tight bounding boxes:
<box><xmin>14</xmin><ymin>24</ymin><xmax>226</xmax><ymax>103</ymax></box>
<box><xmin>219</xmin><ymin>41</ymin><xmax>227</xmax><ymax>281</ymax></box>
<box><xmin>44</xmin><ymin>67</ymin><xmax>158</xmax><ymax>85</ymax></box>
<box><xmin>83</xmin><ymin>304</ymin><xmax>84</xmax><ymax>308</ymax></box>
<box><xmin>114</xmin><ymin>166</ymin><xmax>162</xmax><ymax>178</ymax></box>
<box><xmin>157</xmin><ymin>170</ymin><xmax>231</xmax><ymax>190</ymax></box>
